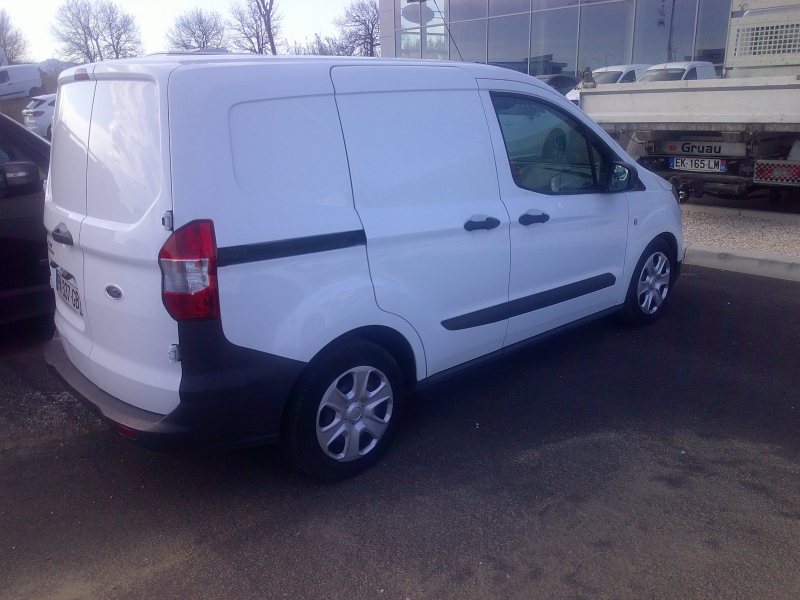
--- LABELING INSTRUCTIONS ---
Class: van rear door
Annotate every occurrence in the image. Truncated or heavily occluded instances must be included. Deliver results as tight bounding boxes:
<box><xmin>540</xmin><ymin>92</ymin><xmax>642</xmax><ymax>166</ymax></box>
<box><xmin>79</xmin><ymin>70</ymin><xmax>181</xmax><ymax>415</ymax></box>
<box><xmin>44</xmin><ymin>75</ymin><xmax>96</xmax><ymax>376</ymax></box>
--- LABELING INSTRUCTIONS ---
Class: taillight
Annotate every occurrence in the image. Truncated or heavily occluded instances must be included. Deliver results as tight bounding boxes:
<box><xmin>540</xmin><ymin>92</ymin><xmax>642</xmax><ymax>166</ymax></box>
<box><xmin>32</xmin><ymin>111</ymin><xmax>44</xmax><ymax>117</ymax></box>
<box><xmin>158</xmin><ymin>220</ymin><xmax>220</xmax><ymax>320</ymax></box>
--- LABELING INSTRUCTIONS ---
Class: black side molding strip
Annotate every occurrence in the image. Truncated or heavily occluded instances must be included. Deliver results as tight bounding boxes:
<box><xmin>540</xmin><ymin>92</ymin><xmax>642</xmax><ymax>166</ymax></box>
<box><xmin>441</xmin><ymin>273</ymin><xmax>617</xmax><ymax>331</ymax></box>
<box><xmin>218</xmin><ymin>229</ymin><xmax>366</xmax><ymax>267</ymax></box>
<box><xmin>418</xmin><ymin>306</ymin><xmax>621</xmax><ymax>391</ymax></box>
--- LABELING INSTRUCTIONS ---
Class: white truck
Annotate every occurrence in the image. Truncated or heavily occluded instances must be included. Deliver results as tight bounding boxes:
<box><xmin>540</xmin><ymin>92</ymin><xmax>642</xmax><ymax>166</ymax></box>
<box><xmin>580</xmin><ymin>0</ymin><xmax>800</xmax><ymax>201</ymax></box>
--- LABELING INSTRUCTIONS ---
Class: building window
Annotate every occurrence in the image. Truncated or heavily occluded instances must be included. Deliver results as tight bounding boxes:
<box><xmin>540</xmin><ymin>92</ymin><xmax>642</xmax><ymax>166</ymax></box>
<box><xmin>531</xmin><ymin>0</ymin><xmax>578</xmax><ymax>8</ymax></box>
<box><xmin>450</xmin><ymin>0</ymin><xmax>488</xmax><ymax>21</ymax></box>
<box><xmin>488</xmin><ymin>13</ymin><xmax>531</xmax><ymax>73</ymax></box>
<box><xmin>396</xmin><ymin>0</ymin><xmax>420</xmax><ymax>29</ymax></box>
<box><xmin>450</xmin><ymin>19</ymin><xmax>488</xmax><ymax>62</ymax></box>
<box><xmin>490</xmin><ymin>0</ymin><xmax>531</xmax><ymax>16</ymax></box>
<box><xmin>422</xmin><ymin>25</ymin><xmax>449</xmax><ymax>59</ymax></box>
<box><xmin>577</xmin><ymin>0</ymin><xmax>634</xmax><ymax>71</ymax></box>
<box><xmin>694</xmin><ymin>0</ymin><xmax>729</xmax><ymax>67</ymax></box>
<box><xmin>397</xmin><ymin>28</ymin><xmax>422</xmax><ymax>58</ymax></box>
<box><xmin>530</xmin><ymin>7</ymin><xmax>579</xmax><ymax>75</ymax></box>
<box><xmin>633</xmin><ymin>0</ymin><xmax>698</xmax><ymax>64</ymax></box>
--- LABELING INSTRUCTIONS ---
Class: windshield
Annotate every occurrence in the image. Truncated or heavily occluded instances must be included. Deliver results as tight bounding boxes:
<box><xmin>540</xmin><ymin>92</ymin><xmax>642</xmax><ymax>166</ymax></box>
<box><xmin>637</xmin><ymin>68</ymin><xmax>686</xmax><ymax>82</ymax></box>
<box><xmin>594</xmin><ymin>71</ymin><xmax>623</xmax><ymax>84</ymax></box>
<box><xmin>25</xmin><ymin>99</ymin><xmax>45</xmax><ymax>110</ymax></box>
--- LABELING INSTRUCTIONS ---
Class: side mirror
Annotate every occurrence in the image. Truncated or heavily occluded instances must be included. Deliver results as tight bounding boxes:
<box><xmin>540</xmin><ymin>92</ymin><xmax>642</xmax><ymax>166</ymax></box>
<box><xmin>607</xmin><ymin>162</ymin><xmax>639</xmax><ymax>192</ymax></box>
<box><xmin>1</xmin><ymin>161</ymin><xmax>41</xmax><ymax>195</ymax></box>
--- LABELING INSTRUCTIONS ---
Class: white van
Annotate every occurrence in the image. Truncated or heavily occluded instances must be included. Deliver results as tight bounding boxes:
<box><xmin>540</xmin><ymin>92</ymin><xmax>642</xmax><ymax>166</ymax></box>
<box><xmin>0</xmin><ymin>65</ymin><xmax>43</xmax><ymax>100</ymax></box>
<box><xmin>637</xmin><ymin>61</ymin><xmax>718</xmax><ymax>82</ymax></box>
<box><xmin>43</xmin><ymin>54</ymin><xmax>683</xmax><ymax>479</ymax></box>
<box><xmin>566</xmin><ymin>64</ymin><xmax>652</xmax><ymax>104</ymax></box>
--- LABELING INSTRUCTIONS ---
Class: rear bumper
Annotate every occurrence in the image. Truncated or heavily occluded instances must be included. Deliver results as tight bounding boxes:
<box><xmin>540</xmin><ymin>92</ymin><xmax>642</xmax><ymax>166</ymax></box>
<box><xmin>43</xmin><ymin>321</ymin><xmax>307</xmax><ymax>451</ymax></box>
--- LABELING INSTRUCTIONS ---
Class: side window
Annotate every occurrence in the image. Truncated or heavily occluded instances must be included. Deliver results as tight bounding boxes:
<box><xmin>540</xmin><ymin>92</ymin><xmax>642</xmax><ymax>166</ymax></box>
<box><xmin>684</xmin><ymin>67</ymin><xmax>697</xmax><ymax>80</ymax></box>
<box><xmin>0</xmin><ymin>71</ymin><xmax>9</xmax><ymax>84</ymax></box>
<box><xmin>619</xmin><ymin>70</ymin><xmax>636</xmax><ymax>83</ymax></box>
<box><xmin>490</xmin><ymin>92</ymin><xmax>601</xmax><ymax>194</ymax></box>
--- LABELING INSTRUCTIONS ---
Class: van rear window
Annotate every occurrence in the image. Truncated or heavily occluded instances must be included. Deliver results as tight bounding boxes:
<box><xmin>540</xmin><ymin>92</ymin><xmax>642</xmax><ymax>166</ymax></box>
<box><xmin>50</xmin><ymin>81</ymin><xmax>96</xmax><ymax>214</ymax></box>
<box><xmin>86</xmin><ymin>81</ymin><xmax>161</xmax><ymax>224</ymax></box>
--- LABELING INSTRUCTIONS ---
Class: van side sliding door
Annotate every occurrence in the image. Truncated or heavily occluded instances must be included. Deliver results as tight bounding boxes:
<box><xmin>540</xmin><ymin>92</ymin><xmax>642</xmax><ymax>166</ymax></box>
<box><xmin>332</xmin><ymin>66</ymin><xmax>511</xmax><ymax>377</ymax></box>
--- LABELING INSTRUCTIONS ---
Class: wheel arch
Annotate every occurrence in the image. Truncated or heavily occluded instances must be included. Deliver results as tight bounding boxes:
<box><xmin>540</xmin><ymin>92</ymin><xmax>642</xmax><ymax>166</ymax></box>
<box><xmin>317</xmin><ymin>325</ymin><xmax>419</xmax><ymax>393</ymax></box>
<box><xmin>656</xmin><ymin>231</ymin><xmax>679</xmax><ymax>263</ymax></box>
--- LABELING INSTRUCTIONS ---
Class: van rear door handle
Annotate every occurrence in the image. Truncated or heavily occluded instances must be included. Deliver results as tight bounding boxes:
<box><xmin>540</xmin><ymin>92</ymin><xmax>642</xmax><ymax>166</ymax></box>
<box><xmin>464</xmin><ymin>217</ymin><xmax>501</xmax><ymax>232</ymax></box>
<box><xmin>51</xmin><ymin>224</ymin><xmax>73</xmax><ymax>246</ymax></box>
<box><xmin>519</xmin><ymin>211</ymin><xmax>550</xmax><ymax>226</ymax></box>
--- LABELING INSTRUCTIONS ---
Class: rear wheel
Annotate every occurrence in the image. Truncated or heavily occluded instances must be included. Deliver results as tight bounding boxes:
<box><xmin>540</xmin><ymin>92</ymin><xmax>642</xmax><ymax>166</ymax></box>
<box><xmin>621</xmin><ymin>238</ymin><xmax>675</xmax><ymax>326</ymax></box>
<box><xmin>280</xmin><ymin>339</ymin><xmax>405</xmax><ymax>480</ymax></box>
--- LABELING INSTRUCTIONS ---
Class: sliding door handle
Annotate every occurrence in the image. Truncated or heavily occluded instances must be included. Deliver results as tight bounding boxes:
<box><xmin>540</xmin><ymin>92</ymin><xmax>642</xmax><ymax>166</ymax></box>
<box><xmin>464</xmin><ymin>217</ymin><xmax>501</xmax><ymax>232</ymax></box>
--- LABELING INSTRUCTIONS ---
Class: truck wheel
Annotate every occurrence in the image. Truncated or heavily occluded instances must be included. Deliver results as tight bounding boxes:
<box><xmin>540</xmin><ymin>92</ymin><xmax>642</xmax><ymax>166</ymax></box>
<box><xmin>280</xmin><ymin>339</ymin><xmax>405</xmax><ymax>480</ymax></box>
<box><xmin>620</xmin><ymin>238</ymin><xmax>675</xmax><ymax>327</ymax></box>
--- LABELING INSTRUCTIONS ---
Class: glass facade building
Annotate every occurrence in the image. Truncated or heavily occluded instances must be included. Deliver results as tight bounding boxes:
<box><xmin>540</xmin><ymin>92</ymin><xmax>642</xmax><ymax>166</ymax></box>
<box><xmin>385</xmin><ymin>0</ymin><xmax>731</xmax><ymax>75</ymax></box>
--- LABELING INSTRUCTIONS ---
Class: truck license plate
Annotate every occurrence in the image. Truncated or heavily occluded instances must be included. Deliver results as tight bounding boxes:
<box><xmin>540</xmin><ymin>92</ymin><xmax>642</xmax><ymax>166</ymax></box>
<box><xmin>670</xmin><ymin>157</ymin><xmax>727</xmax><ymax>172</ymax></box>
<box><xmin>56</xmin><ymin>271</ymin><xmax>83</xmax><ymax>316</ymax></box>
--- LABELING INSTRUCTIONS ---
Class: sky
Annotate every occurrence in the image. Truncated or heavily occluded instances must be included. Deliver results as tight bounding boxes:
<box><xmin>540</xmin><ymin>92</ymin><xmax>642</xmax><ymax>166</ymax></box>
<box><xmin>5</xmin><ymin>0</ymin><xmax>354</xmax><ymax>62</ymax></box>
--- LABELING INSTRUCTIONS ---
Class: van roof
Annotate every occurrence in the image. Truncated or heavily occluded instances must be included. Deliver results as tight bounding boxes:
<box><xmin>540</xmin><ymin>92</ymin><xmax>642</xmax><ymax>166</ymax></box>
<box><xmin>643</xmin><ymin>61</ymin><xmax>715</xmax><ymax>70</ymax></box>
<box><xmin>593</xmin><ymin>64</ymin><xmax>652</xmax><ymax>73</ymax></box>
<box><xmin>59</xmin><ymin>54</ymin><xmax>552</xmax><ymax>92</ymax></box>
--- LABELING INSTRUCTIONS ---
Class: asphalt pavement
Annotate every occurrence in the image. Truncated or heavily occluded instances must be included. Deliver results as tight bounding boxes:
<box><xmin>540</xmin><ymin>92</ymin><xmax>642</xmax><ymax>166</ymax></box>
<box><xmin>2</xmin><ymin>265</ymin><xmax>800</xmax><ymax>600</ymax></box>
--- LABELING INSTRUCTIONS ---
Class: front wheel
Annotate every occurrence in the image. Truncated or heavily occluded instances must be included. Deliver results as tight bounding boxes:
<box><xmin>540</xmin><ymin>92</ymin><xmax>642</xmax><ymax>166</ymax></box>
<box><xmin>280</xmin><ymin>339</ymin><xmax>405</xmax><ymax>480</ymax></box>
<box><xmin>621</xmin><ymin>238</ymin><xmax>675</xmax><ymax>326</ymax></box>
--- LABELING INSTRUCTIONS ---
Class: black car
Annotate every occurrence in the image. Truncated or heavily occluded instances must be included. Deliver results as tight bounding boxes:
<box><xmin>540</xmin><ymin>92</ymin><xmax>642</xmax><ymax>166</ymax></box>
<box><xmin>0</xmin><ymin>112</ymin><xmax>53</xmax><ymax>324</ymax></box>
<box><xmin>535</xmin><ymin>74</ymin><xmax>580</xmax><ymax>96</ymax></box>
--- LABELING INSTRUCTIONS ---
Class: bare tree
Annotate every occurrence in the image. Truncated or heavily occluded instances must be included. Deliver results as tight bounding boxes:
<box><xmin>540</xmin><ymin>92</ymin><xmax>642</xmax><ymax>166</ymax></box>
<box><xmin>228</xmin><ymin>0</ymin><xmax>281</xmax><ymax>55</ymax></box>
<box><xmin>288</xmin><ymin>33</ymin><xmax>351</xmax><ymax>56</ymax></box>
<box><xmin>96</xmin><ymin>1</ymin><xmax>143</xmax><ymax>59</ymax></box>
<box><xmin>0</xmin><ymin>9</ymin><xmax>32</xmax><ymax>64</ymax></box>
<box><xmin>253</xmin><ymin>0</ymin><xmax>280</xmax><ymax>55</ymax></box>
<box><xmin>166</xmin><ymin>8</ymin><xmax>228</xmax><ymax>51</ymax></box>
<box><xmin>335</xmin><ymin>0</ymin><xmax>380</xmax><ymax>57</ymax></box>
<box><xmin>51</xmin><ymin>0</ymin><xmax>103</xmax><ymax>63</ymax></box>
<box><xmin>50</xmin><ymin>0</ymin><xmax>142</xmax><ymax>64</ymax></box>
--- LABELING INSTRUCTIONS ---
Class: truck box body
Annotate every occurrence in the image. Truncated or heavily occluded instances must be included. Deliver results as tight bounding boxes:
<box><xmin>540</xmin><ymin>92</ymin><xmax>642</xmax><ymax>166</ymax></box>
<box><xmin>579</xmin><ymin>0</ymin><xmax>800</xmax><ymax>198</ymax></box>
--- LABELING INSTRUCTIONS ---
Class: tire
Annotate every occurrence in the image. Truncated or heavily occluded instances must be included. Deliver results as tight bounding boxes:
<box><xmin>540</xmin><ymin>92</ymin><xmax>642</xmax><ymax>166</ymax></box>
<box><xmin>620</xmin><ymin>237</ymin><xmax>676</xmax><ymax>326</ymax></box>
<box><xmin>280</xmin><ymin>339</ymin><xmax>406</xmax><ymax>480</ymax></box>
<box><xmin>46</xmin><ymin>125</ymin><xmax>52</xmax><ymax>141</ymax></box>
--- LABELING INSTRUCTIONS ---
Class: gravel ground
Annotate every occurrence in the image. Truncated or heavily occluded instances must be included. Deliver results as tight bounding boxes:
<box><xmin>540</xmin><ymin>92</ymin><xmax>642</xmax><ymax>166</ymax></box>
<box><xmin>682</xmin><ymin>209</ymin><xmax>800</xmax><ymax>258</ymax></box>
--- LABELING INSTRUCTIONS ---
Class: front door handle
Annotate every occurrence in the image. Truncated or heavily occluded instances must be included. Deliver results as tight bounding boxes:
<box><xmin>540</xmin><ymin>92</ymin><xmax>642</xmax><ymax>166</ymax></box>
<box><xmin>51</xmin><ymin>223</ymin><xmax>73</xmax><ymax>246</ymax></box>
<box><xmin>464</xmin><ymin>217</ymin><xmax>501</xmax><ymax>232</ymax></box>
<box><xmin>519</xmin><ymin>211</ymin><xmax>550</xmax><ymax>226</ymax></box>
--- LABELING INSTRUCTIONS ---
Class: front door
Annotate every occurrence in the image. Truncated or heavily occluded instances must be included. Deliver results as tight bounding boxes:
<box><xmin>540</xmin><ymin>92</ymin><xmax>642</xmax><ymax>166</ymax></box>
<box><xmin>480</xmin><ymin>86</ymin><xmax>629</xmax><ymax>347</ymax></box>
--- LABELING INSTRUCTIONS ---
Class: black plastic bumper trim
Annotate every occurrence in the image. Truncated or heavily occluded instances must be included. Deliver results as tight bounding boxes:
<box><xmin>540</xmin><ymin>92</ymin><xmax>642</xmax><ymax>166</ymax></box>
<box><xmin>441</xmin><ymin>273</ymin><xmax>617</xmax><ymax>331</ymax></box>
<box><xmin>43</xmin><ymin>321</ymin><xmax>308</xmax><ymax>451</ymax></box>
<box><xmin>217</xmin><ymin>230</ymin><xmax>366</xmax><ymax>267</ymax></box>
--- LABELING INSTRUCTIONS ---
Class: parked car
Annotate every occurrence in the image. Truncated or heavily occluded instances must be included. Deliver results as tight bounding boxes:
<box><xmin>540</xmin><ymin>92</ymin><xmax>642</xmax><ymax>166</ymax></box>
<box><xmin>534</xmin><ymin>74</ymin><xmax>580</xmax><ymax>95</ymax></box>
<box><xmin>566</xmin><ymin>64</ymin><xmax>652</xmax><ymax>104</ymax></box>
<box><xmin>44</xmin><ymin>56</ymin><xmax>683</xmax><ymax>480</ymax></box>
<box><xmin>0</xmin><ymin>64</ymin><xmax>44</xmax><ymax>100</ymax></box>
<box><xmin>0</xmin><ymin>113</ymin><xmax>53</xmax><ymax>324</ymax></box>
<box><xmin>22</xmin><ymin>94</ymin><xmax>57</xmax><ymax>139</ymax></box>
<box><xmin>637</xmin><ymin>61</ymin><xmax>718</xmax><ymax>82</ymax></box>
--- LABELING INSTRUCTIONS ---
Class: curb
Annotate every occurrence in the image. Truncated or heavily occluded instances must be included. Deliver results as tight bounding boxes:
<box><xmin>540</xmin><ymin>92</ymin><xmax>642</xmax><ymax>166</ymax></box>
<box><xmin>684</xmin><ymin>243</ymin><xmax>800</xmax><ymax>282</ymax></box>
<box><xmin>681</xmin><ymin>204</ymin><xmax>800</xmax><ymax>224</ymax></box>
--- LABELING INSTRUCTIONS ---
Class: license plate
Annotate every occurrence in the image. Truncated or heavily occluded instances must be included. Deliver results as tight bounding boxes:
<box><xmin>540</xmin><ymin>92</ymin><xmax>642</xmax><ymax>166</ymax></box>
<box><xmin>669</xmin><ymin>157</ymin><xmax>727</xmax><ymax>172</ymax></box>
<box><xmin>56</xmin><ymin>270</ymin><xmax>83</xmax><ymax>316</ymax></box>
